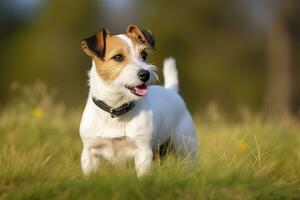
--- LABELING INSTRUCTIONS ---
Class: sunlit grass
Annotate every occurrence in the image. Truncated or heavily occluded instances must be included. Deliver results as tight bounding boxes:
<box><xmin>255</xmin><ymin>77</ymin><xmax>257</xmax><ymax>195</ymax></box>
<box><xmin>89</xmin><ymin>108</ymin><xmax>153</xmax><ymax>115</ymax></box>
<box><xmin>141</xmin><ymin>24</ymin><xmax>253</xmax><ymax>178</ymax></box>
<box><xmin>0</xmin><ymin>83</ymin><xmax>299</xmax><ymax>199</ymax></box>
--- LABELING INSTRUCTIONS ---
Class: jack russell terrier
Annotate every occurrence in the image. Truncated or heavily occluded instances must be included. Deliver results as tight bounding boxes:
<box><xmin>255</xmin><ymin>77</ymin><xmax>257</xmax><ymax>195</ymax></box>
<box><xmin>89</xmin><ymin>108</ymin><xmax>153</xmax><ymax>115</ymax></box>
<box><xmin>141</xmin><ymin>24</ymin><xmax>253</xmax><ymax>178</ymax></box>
<box><xmin>79</xmin><ymin>25</ymin><xmax>198</xmax><ymax>176</ymax></box>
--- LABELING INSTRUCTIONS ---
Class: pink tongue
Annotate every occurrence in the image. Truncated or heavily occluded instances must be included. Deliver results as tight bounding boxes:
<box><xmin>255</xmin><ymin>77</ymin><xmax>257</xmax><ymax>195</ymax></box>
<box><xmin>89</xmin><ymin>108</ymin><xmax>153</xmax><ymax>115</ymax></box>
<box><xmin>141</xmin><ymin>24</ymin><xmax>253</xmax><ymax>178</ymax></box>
<box><xmin>134</xmin><ymin>86</ymin><xmax>148</xmax><ymax>96</ymax></box>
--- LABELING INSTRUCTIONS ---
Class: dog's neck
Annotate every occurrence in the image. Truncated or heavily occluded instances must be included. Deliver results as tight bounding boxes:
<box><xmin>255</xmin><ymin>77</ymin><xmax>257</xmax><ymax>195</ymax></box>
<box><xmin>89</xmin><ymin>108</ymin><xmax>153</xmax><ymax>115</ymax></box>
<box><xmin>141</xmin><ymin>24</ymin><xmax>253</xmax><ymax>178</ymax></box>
<box><xmin>89</xmin><ymin>62</ymin><xmax>131</xmax><ymax>108</ymax></box>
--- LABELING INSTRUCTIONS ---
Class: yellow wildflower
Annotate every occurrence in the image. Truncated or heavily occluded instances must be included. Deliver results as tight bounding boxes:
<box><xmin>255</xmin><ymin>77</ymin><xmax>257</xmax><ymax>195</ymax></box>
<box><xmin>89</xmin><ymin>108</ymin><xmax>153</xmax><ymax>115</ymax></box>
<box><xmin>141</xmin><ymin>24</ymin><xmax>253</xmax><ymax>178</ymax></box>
<box><xmin>32</xmin><ymin>107</ymin><xmax>44</xmax><ymax>119</ymax></box>
<box><xmin>236</xmin><ymin>139</ymin><xmax>247</xmax><ymax>153</ymax></box>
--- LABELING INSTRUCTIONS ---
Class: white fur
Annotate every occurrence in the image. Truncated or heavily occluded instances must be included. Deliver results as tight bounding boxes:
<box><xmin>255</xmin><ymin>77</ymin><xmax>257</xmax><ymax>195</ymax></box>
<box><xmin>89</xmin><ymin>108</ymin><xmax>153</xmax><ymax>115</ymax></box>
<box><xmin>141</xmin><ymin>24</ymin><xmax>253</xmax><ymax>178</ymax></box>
<box><xmin>80</xmin><ymin>34</ymin><xmax>198</xmax><ymax>176</ymax></box>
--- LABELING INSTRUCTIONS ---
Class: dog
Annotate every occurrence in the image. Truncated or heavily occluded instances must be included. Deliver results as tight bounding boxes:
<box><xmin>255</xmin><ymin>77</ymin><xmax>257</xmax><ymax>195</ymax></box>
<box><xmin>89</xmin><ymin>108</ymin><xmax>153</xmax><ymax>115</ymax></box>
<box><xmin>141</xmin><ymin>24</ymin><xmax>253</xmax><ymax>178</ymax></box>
<box><xmin>79</xmin><ymin>25</ymin><xmax>198</xmax><ymax>176</ymax></box>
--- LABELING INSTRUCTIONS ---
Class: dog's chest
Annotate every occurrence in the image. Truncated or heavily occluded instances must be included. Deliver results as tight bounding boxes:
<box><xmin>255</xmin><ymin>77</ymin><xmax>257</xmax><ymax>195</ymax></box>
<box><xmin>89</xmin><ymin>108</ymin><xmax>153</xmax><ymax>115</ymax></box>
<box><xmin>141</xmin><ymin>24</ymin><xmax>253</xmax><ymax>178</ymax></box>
<box><xmin>80</xmin><ymin>109</ymin><xmax>127</xmax><ymax>138</ymax></box>
<box><xmin>80</xmin><ymin>101</ymin><xmax>154</xmax><ymax>139</ymax></box>
<box><xmin>88</xmin><ymin>136</ymin><xmax>137</xmax><ymax>163</ymax></box>
<box><xmin>97</xmin><ymin>120</ymin><xmax>126</xmax><ymax>138</ymax></box>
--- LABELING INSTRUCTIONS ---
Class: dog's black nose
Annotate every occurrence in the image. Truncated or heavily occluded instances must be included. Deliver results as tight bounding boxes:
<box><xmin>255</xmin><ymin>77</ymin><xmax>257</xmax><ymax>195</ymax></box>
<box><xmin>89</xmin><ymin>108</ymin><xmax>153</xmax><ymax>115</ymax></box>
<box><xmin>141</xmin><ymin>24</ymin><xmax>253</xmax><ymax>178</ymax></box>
<box><xmin>138</xmin><ymin>69</ymin><xmax>150</xmax><ymax>82</ymax></box>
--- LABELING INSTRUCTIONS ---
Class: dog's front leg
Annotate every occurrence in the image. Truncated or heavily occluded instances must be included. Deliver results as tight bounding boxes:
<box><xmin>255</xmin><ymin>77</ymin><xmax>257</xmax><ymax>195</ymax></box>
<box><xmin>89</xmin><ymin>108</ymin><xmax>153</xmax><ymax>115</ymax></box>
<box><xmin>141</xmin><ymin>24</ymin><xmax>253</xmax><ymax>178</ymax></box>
<box><xmin>81</xmin><ymin>148</ymin><xmax>100</xmax><ymax>175</ymax></box>
<box><xmin>134</xmin><ymin>145</ymin><xmax>153</xmax><ymax>177</ymax></box>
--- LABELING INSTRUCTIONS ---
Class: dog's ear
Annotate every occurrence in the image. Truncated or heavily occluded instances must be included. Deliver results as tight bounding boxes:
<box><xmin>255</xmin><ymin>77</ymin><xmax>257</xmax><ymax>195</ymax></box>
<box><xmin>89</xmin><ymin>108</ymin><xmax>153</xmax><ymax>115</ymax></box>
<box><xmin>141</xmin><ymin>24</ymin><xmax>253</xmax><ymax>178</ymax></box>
<box><xmin>81</xmin><ymin>28</ymin><xmax>109</xmax><ymax>60</ymax></box>
<box><xmin>126</xmin><ymin>25</ymin><xmax>155</xmax><ymax>49</ymax></box>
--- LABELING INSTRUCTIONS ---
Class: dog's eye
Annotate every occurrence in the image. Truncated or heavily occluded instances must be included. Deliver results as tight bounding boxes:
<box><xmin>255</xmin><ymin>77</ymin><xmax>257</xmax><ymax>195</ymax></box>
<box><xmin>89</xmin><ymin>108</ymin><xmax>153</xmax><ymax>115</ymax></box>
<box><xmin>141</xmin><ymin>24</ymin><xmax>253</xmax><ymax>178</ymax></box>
<box><xmin>112</xmin><ymin>54</ymin><xmax>124</xmax><ymax>62</ymax></box>
<box><xmin>140</xmin><ymin>51</ymin><xmax>147</xmax><ymax>61</ymax></box>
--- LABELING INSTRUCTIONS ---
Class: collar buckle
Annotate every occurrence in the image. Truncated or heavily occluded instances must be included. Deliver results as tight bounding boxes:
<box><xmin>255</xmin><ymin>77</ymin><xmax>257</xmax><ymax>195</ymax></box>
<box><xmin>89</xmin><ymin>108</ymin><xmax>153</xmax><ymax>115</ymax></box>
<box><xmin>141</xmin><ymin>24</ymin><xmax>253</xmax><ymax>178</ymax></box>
<box><xmin>109</xmin><ymin>108</ymin><xmax>117</xmax><ymax>118</ymax></box>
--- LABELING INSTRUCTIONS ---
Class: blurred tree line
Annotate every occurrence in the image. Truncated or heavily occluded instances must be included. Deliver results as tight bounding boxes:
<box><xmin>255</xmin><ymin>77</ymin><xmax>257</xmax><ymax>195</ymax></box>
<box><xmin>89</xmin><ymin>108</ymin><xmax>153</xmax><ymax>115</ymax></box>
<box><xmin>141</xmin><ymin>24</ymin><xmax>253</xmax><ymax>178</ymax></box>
<box><xmin>0</xmin><ymin>0</ymin><xmax>299</xmax><ymax>119</ymax></box>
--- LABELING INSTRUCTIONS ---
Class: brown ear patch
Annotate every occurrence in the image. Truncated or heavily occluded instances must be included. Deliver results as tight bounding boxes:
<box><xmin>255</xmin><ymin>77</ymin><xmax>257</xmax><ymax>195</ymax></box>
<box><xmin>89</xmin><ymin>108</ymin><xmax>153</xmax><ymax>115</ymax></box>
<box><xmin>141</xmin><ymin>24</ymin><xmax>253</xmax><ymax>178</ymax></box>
<box><xmin>126</xmin><ymin>25</ymin><xmax>155</xmax><ymax>48</ymax></box>
<box><xmin>81</xmin><ymin>28</ymin><xmax>109</xmax><ymax>59</ymax></box>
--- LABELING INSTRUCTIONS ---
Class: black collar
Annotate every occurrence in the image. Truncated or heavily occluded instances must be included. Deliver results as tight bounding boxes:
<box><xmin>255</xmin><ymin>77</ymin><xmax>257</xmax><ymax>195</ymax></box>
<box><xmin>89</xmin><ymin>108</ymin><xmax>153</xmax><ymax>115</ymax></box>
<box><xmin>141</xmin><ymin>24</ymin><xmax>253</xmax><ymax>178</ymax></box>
<box><xmin>92</xmin><ymin>97</ymin><xmax>135</xmax><ymax>118</ymax></box>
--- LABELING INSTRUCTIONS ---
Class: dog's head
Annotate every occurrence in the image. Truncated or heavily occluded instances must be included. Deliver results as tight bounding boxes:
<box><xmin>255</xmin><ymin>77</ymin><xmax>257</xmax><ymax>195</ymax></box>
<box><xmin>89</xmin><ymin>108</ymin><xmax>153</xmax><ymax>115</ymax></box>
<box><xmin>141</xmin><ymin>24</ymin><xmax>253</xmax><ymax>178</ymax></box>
<box><xmin>81</xmin><ymin>25</ymin><xmax>158</xmax><ymax>101</ymax></box>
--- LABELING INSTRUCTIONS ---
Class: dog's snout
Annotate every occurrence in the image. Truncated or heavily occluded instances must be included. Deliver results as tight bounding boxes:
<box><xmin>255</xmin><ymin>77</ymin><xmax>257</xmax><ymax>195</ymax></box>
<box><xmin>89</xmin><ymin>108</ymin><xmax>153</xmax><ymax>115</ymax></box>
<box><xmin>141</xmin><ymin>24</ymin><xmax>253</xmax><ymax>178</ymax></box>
<box><xmin>137</xmin><ymin>69</ymin><xmax>150</xmax><ymax>82</ymax></box>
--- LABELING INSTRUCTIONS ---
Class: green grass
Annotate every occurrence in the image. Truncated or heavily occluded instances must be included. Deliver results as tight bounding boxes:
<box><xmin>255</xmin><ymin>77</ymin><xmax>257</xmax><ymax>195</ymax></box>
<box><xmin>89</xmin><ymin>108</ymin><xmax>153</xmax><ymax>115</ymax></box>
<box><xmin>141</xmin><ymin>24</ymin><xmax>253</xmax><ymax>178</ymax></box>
<box><xmin>0</xmin><ymin>83</ymin><xmax>299</xmax><ymax>199</ymax></box>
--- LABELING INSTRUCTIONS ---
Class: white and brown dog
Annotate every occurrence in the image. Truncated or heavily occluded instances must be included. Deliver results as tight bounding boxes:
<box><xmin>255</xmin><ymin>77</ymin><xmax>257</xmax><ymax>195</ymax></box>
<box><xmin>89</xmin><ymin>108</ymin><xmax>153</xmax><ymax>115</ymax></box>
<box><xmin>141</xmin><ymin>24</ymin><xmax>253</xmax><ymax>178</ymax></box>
<box><xmin>79</xmin><ymin>25</ymin><xmax>198</xmax><ymax>176</ymax></box>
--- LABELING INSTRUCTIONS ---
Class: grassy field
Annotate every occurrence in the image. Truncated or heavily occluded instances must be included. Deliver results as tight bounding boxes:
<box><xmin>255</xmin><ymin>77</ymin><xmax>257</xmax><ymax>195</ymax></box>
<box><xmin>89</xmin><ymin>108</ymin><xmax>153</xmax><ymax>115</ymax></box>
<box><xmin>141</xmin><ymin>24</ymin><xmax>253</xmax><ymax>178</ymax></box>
<box><xmin>0</xmin><ymin>84</ymin><xmax>299</xmax><ymax>200</ymax></box>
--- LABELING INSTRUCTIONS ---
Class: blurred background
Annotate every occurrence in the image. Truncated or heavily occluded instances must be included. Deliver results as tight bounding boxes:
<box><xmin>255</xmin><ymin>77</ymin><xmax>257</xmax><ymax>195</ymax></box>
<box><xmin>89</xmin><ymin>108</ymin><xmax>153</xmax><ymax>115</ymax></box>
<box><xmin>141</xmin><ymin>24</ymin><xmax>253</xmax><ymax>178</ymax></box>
<box><xmin>0</xmin><ymin>0</ymin><xmax>300</xmax><ymax>119</ymax></box>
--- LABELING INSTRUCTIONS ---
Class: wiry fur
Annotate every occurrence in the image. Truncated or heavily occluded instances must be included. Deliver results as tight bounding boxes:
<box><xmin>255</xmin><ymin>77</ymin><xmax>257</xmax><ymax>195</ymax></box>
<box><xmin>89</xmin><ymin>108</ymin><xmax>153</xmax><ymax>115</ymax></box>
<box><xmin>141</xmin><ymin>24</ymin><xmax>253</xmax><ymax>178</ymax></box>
<box><xmin>80</xmin><ymin>34</ymin><xmax>198</xmax><ymax>177</ymax></box>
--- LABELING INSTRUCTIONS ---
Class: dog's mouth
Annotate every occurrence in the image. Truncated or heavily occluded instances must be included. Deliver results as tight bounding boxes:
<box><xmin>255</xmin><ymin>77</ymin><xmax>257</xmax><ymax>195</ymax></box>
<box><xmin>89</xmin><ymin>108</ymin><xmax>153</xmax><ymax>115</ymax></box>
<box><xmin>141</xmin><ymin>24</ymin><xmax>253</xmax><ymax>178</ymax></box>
<box><xmin>125</xmin><ymin>84</ymin><xmax>148</xmax><ymax>96</ymax></box>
